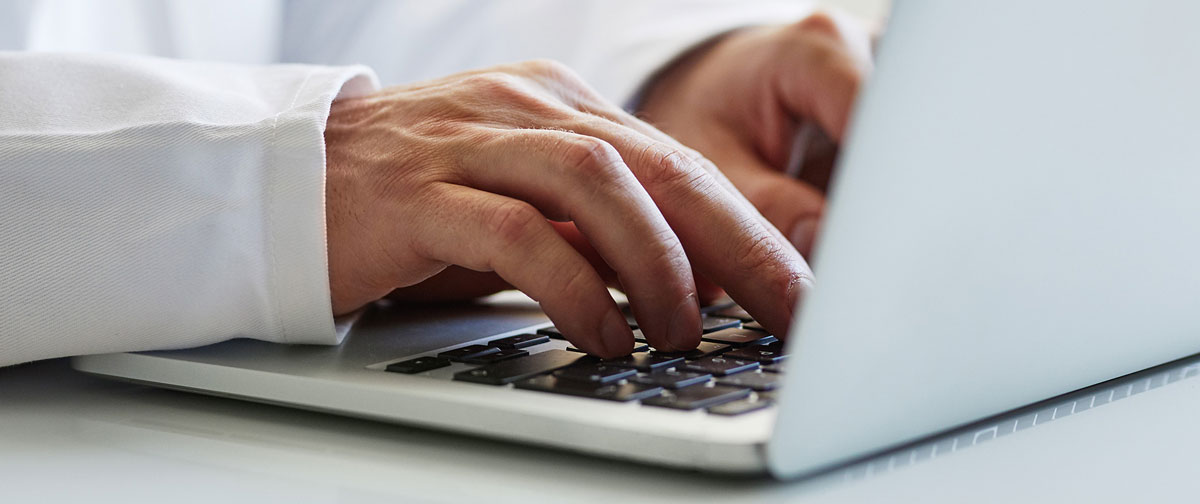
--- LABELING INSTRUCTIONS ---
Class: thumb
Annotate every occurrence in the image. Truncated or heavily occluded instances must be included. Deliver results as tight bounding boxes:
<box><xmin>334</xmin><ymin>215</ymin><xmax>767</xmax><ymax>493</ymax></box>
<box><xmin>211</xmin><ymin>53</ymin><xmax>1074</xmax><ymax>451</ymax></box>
<box><xmin>772</xmin><ymin>12</ymin><xmax>870</xmax><ymax>142</ymax></box>
<box><xmin>708</xmin><ymin>135</ymin><xmax>827</xmax><ymax>258</ymax></box>
<box><xmin>741</xmin><ymin>167</ymin><xmax>825</xmax><ymax>258</ymax></box>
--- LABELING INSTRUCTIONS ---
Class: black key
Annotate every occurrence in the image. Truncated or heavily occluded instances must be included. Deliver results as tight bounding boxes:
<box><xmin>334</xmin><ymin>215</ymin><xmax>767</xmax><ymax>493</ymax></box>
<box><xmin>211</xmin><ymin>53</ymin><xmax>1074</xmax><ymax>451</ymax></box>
<box><xmin>632</xmin><ymin>370</ymin><xmax>711</xmax><ymax>389</ymax></box>
<box><xmin>536</xmin><ymin>326</ymin><xmax>567</xmax><ymax>340</ymax></box>
<box><xmin>385</xmin><ymin>356</ymin><xmax>451</xmax><ymax>374</ymax></box>
<box><xmin>701</xmin><ymin>315</ymin><xmax>742</xmax><ymax>333</ymax></box>
<box><xmin>568</xmin><ymin>343</ymin><xmax>649</xmax><ymax>354</ymax></box>
<box><xmin>723</xmin><ymin>341</ymin><xmax>787</xmax><ymax>364</ymax></box>
<box><xmin>701</xmin><ymin>328</ymin><xmax>777</xmax><ymax>347</ymax></box>
<box><xmin>553</xmin><ymin>363</ymin><xmax>637</xmax><ymax>384</ymax></box>
<box><xmin>489</xmin><ymin>333</ymin><xmax>551</xmax><ymax>349</ymax></box>
<box><xmin>516</xmin><ymin>375</ymin><xmax>663</xmax><ymax>402</ymax></box>
<box><xmin>761</xmin><ymin>363</ymin><xmax>785</xmax><ymax>373</ymax></box>
<box><xmin>707</xmin><ymin>398</ymin><xmax>773</xmax><ymax>416</ymax></box>
<box><xmin>742</xmin><ymin>321</ymin><xmax>767</xmax><ymax>333</ymax></box>
<box><xmin>711</xmin><ymin>305</ymin><xmax>753</xmax><ymax>321</ymax></box>
<box><xmin>464</xmin><ymin>347</ymin><xmax>529</xmax><ymax>364</ymax></box>
<box><xmin>438</xmin><ymin>344</ymin><xmax>501</xmax><ymax>362</ymax></box>
<box><xmin>680</xmin><ymin>356</ymin><xmax>759</xmax><ymax>376</ymax></box>
<box><xmin>598</xmin><ymin>353</ymin><xmax>684</xmax><ymax>372</ymax></box>
<box><xmin>642</xmin><ymin>384</ymin><xmax>751</xmax><ymax>410</ymax></box>
<box><xmin>454</xmin><ymin>349</ymin><xmax>584</xmax><ymax>385</ymax></box>
<box><xmin>651</xmin><ymin>341</ymin><xmax>730</xmax><ymax>360</ymax></box>
<box><xmin>716</xmin><ymin>371</ymin><xmax>780</xmax><ymax>391</ymax></box>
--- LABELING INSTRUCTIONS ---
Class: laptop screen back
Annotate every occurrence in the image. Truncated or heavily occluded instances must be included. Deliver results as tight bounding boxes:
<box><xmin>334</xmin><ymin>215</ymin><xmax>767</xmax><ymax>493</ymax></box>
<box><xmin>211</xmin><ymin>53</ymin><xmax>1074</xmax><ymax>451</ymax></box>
<box><xmin>769</xmin><ymin>0</ymin><xmax>1200</xmax><ymax>478</ymax></box>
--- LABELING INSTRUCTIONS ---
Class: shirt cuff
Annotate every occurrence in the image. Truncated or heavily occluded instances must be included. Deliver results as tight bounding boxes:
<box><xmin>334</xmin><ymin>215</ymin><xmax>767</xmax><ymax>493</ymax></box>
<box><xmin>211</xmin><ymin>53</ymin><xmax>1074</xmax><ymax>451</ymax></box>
<box><xmin>264</xmin><ymin>65</ymin><xmax>379</xmax><ymax>345</ymax></box>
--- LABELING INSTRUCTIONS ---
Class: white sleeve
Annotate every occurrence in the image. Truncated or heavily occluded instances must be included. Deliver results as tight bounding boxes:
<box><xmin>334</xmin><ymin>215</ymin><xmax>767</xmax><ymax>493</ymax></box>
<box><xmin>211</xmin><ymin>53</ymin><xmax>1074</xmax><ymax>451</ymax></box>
<box><xmin>0</xmin><ymin>52</ymin><xmax>379</xmax><ymax>366</ymax></box>
<box><xmin>280</xmin><ymin>0</ymin><xmax>814</xmax><ymax>106</ymax></box>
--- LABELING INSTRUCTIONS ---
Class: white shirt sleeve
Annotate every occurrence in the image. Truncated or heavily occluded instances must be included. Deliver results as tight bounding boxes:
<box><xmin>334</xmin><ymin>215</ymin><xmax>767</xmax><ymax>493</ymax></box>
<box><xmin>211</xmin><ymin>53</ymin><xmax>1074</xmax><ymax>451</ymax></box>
<box><xmin>279</xmin><ymin>0</ymin><xmax>814</xmax><ymax>106</ymax></box>
<box><xmin>0</xmin><ymin>52</ymin><xmax>379</xmax><ymax>366</ymax></box>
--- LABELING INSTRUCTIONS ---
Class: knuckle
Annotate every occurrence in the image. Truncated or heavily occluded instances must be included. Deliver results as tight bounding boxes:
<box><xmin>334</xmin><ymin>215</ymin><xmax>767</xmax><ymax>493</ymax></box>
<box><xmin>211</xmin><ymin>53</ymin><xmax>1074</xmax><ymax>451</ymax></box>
<box><xmin>560</xmin><ymin>137</ymin><xmax>627</xmax><ymax>179</ymax></box>
<box><xmin>648</xmin><ymin>230</ymin><xmax>692</xmax><ymax>280</ymax></box>
<box><xmin>465</xmin><ymin>71</ymin><xmax>531</xmax><ymax>99</ymax></box>
<box><xmin>551</xmin><ymin>263</ymin><xmax>595</xmax><ymax>305</ymax></box>
<box><xmin>487</xmin><ymin>201</ymin><xmax>543</xmax><ymax>247</ymax></box>
<box><xmin>523</xmin><ymin>58</ymin><xmax>574</xmax><ymax>78</ymax></box>
<box><xmin>637</xmin><ymin>144</ymin><xmax>709</xmax><ymax>191</ymax></box>
<box><xmin>734</xmin><ymin>228</ymin><xmax>787</xmax><ymax>277</ymax></box>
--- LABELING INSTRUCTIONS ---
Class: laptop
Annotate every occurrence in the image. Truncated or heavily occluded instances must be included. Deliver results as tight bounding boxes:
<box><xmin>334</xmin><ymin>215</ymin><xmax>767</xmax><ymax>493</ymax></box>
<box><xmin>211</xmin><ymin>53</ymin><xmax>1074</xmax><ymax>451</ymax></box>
<box><xmin>72</xmin><ymin>0</ymin><xmax>1200</xmax><ymax>479</ymax></box>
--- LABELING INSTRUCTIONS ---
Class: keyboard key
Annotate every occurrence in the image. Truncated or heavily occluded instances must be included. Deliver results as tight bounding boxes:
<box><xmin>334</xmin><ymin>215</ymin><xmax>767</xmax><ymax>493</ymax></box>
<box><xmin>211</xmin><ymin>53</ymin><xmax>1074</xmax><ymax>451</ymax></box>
<box><xmin>567</xmin><ymin>343</ymin><xmax>648</xmax><ymax>354</ymax></box>
<box><xmin>716</xmin><ymin>371</ymin><xmax>780</xmax><ymax>391</ymax></box>
<box><xmin>711</xmin><ymin>305</ymin><xmax>753</xmax><ymax>321</ymax></box>
<box><xmin>598</xmin><ymin>353</ymin><xmax>684</xmax><ymax>372</ymax></box>
<box><xmin>701</xmin><ymin>328</ymin><xmax>777</xmax><ymax>347</ymax></box>
<box><xmin>464</xmin><ymin>347</ymin><xmax>529</xmax><ymax>364</ymax></box>
<box><xmin>723</xmin><ymin>341</ymin><xmax>787</xmax><ymax>364</ymax></box>
<box><xmin>454</xmin><ymin>349</ymin><xmax>584</xmax><ymax>385</ymax></box>
<box><xmin>536</xmin><ymin>326</ymin><xmax>566</xmax><ymax>340</ymax></box>
<box><xmin>642</xmin><ymin>384</ymin><xmax>751</xmax><ymax>410</ymax></box>
<box><xmin>755</xmin><ymin>391</ymin><xmax>778</xmax><ymax>402</ymax></box>
<box><xmin>516</xmin><ymin>375</ymin><xmax>663</xmax><ymax>402</ymax></box>
<box><xmin>632</xmin><ymin>370</ymin><xmax>712</xmax><ymax>389</ymax></box>
<box><xmin>651</xmin><ymin>341</ymin><xmax>730</xmax><ymax>360</ymax></box>
<box><xmin>701</xmin><ymin>315</ymin><xmax>742</xmax><ymax>333</ymax></box>
<box><xmin>385</xmin><ymin>356</ymin><xmax>451</xmax><ymax>374</ymax></box>
<box><xmin>761</xmin><ymin>363</ymin><xmax>785</xmax><ymax>373</ymax></box>
<box><xmin>742</xmin><ymin>321</ymin><xmax>767</xmax><ymax>333</ymax></box>
<box><xmin>553</xmin><ymin>363</ymin><xmax>637</xmax><ymax>384</ymax></box>
<box><xmin>438</xmin><ymin>344</ymin><xmax>501</xmax><ymax>362</ymax></box>
<box><xmin>707</xmin><ymin>398</ymin><xmax>773</xmax><ymax>416</ymax></box>
<box><xmin>680</xmin><ymin>356</ymin><xmax>759</xmax><ymax>376</ymax></box>
<box><xmin>489</xmin><ymin>334</ymin><xmax>550</xmax><ymax>349</ymax></box>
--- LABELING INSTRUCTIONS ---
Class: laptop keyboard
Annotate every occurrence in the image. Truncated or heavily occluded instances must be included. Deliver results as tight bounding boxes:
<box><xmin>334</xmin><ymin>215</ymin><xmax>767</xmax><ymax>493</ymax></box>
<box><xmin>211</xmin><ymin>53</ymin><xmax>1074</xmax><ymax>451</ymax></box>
<box><xmin>380</xmin><ymin>303</ymin><xmax>785</xmax><ymax>416</ymax></box>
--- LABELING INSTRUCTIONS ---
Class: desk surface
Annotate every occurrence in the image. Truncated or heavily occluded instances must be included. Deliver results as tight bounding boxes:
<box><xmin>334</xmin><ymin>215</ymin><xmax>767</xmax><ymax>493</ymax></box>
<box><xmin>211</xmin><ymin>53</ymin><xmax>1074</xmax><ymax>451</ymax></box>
<box><xmin>2</xmin><ymin>358</ymin><xmax>1199</xmax><ymax>502</ymax></box>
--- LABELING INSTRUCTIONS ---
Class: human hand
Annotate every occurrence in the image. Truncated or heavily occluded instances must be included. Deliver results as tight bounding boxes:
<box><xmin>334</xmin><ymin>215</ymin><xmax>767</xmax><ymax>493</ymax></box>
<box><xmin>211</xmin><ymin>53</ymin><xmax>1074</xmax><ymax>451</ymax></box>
<box><xmin>323</xmin><ymin>60</ymin><xmax>812</xmax><ymax>357</ymax></box>
<box><xmin>637</xmin><ymin>11</ymin><xmax>875</xmax><ymax>257</ymax></box>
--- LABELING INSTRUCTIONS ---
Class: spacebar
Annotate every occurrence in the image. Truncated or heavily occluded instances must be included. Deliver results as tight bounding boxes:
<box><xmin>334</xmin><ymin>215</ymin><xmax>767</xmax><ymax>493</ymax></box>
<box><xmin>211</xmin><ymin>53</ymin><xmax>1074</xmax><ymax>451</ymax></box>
<box><xmin>453</xmin><ymin>350</ymin><xmax>585</xmax><ymax>385</ymax></box>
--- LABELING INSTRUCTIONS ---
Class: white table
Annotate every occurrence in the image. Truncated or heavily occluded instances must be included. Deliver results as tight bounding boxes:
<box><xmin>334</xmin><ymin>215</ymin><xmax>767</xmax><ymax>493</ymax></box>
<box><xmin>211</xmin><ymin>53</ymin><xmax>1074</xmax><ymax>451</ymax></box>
<box><xmin>3</xmin><ymin>357</ymin><xmax>1200</xmax><ymax>503</ymax></box>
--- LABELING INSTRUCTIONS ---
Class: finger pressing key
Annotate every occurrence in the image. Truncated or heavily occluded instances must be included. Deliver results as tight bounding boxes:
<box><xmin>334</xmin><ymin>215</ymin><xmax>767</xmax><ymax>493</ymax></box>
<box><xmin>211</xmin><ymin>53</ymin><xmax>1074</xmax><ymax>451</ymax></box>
<box><xmin>411</xmin><ymin>185</ymin><xmax>633</xmax><ymax>358</ymax></box>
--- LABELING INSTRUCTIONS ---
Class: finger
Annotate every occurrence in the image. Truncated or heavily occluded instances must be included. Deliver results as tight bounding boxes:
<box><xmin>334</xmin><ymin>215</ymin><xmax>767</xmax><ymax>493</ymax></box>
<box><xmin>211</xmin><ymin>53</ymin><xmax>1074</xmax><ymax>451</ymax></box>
<box><xmin>457</xmin><ymin>128</ymin><xmax>700</xmax><ymax>352</ymax></box>
<box><xmin>701</xmin><ymin>132</ymin><xmax>828</xmax><ymax>257</ymax></box>
<box><xmin>773</xmin><ymin>13</ymin><xmax>871</xmax><ymax>141</ymax></box>
<box><xmin>561</xmin><ymin>114</ymin><xmax>813</xmax><ymax>340</ymax></box>
<box><xmin>411</xmin><ymin>184</ymin><xmax>633</xmax><ymax>357</ymax></box>
<box><xmin>576</xmin><ymin>99</ymin><xmax>821</xmax><ymax>261</ymax></box>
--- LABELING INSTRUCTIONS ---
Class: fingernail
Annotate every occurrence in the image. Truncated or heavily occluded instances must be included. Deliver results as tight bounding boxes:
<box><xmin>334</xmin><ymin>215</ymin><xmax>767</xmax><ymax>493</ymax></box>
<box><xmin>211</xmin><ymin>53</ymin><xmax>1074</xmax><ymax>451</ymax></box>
<box><xmin>602</xmin><ymin>310</ymin><xmax>633</xmax><ymax>357</ymax></box>
<box><xmin>789</xmin><ymin>216</ymin><xmax>820</xmax><ymax>258</ymax></box>
<box><xmin>667</xmin><ymin>294</ymin><xmax>701</xmax><ymax>351</ymax></box>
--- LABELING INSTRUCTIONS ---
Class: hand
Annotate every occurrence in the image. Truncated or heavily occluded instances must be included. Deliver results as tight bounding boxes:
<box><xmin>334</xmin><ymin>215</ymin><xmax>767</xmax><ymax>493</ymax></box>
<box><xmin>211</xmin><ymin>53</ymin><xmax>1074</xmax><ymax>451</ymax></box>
<box><xmin>323</xmin><ymin>60</ymin><xmax>812</xmax><ymax>357</ymax></box>
<box><xmin>637</xmin><ymin>11</ymin><xmax>875</xmax><ymax>257</ymax></box>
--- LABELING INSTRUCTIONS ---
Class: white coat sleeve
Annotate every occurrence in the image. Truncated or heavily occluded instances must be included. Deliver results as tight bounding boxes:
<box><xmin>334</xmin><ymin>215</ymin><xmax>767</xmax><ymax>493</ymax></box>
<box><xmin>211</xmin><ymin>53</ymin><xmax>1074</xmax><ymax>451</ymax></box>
<box><xmin>280</xmin><ymin>0</ymin><xmax>816</xmax><ymax>107</ymax></box>
<box><xmin>0</xmin><ymin>52</ymin><xmax>379</xmax><ymax>366</ymax></box>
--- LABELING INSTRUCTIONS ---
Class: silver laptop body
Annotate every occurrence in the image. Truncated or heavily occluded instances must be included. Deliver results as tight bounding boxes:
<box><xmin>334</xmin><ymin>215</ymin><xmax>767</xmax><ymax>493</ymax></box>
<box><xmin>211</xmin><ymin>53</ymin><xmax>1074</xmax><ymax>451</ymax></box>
<box><xmin>73</xmin><ymin>0</ymin><xmax>1200</xmax><ymax>478</ymax></box>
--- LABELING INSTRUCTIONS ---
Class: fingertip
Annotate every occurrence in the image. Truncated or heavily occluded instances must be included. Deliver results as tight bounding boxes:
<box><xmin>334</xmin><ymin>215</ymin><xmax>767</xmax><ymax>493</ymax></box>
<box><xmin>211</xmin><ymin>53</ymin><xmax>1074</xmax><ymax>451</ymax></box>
<box><xmin>599</xmin><ymin>309</ymin><xmax>636</xmax><ymax>358</ymax></box>
<box><xmin>665</xmin><ymin>294</ymin><xmax>702</xmax><ymax>352</ymax></box>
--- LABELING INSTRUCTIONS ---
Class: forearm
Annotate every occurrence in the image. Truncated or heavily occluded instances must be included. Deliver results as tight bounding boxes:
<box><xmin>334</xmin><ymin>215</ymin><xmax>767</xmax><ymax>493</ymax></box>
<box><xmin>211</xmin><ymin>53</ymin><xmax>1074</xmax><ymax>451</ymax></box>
<box><xmin>0</xmin><ymin>52</ymin><xmax>377</xmax><ymax>366</ymax></box>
